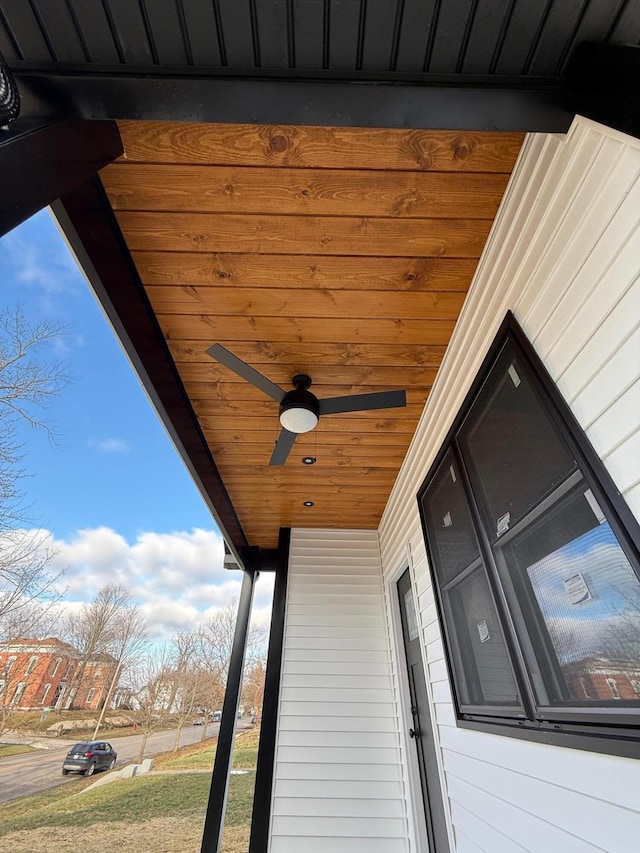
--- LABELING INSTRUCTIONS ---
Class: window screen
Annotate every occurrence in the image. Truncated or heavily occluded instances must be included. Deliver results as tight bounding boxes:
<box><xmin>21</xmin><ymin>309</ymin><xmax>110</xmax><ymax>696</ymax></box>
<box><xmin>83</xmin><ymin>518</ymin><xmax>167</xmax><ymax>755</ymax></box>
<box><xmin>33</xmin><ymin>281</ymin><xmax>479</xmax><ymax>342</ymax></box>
<box><xmin>459</xmin><ymin>342</ymin><xmax>576</xmax><ymax>538</ymax></box>
<box><xmin>418</xmin><ymin>316</ymin><xmax>640</xmax><ymax>750</ymax></box>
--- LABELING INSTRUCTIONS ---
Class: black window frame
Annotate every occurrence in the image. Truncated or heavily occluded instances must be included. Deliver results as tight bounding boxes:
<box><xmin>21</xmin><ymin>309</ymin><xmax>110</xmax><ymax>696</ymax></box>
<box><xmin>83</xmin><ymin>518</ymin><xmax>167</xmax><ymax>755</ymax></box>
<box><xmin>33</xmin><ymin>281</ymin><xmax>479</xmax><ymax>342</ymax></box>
<box><xmin>417</xmin><ymin>312</ymin><xmax>640</xmax><ymax>759</ymax></box>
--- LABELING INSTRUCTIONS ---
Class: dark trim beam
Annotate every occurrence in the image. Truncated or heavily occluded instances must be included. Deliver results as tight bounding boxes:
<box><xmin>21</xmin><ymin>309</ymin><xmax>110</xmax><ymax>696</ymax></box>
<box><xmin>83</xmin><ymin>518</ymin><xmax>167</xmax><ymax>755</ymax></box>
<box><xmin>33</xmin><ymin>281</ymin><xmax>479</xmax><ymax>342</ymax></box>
<box><xmin>0</xmin><ymin>118</ymin><xmax>121</xmax><ymax>238</ymax></box>
<box><xmin>249</xmin><ymin>527</ymin><xmax>291</xmax><ymax>852</ymax></box>
<box><xmin>13</xmin><ymin>69</ymin><xmax>573</xmax><ymax>131</ymax></box>
<box><xmin>240</xmin><ymin>547</ymin><xmax>279</xmax><ymax>573</ymax></box>
<box><xmin>201</xmin><ymin>567</ymin><xmax>257</xmax><ymax>853</ymax></box>
<box><xmin>564</xmin><ymin>43</ymin><xmax>640</xmax><ymax>140</ymax></box>
<box><xmin>52</xmin><ymin>180</ymin><xmax>248</xmax><ymax>557</ymax></box>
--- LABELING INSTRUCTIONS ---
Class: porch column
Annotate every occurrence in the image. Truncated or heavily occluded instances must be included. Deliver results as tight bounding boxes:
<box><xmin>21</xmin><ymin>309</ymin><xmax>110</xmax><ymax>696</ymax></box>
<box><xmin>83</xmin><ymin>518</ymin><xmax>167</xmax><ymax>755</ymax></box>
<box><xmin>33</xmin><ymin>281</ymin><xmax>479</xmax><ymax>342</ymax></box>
<box><xmin>249</xmin><ymin>527</ymin><xmax>291</xmax><ymax>852</ymax></box>
<box><xmin>200</xmin><ymin>566</ymin><xmax>257</xmax><ymax>853</ymax></box>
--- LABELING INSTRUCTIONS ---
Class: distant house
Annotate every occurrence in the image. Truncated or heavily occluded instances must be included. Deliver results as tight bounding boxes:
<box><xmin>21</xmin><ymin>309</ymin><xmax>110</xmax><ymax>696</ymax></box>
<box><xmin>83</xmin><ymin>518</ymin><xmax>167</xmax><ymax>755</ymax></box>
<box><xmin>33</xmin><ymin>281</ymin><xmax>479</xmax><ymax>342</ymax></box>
<box><xmin>0</xmin><ymin>638</ymin><xmax>117</xmax><ymax>712</ymax></box>
<box><xmin>562</xmin><ymin>658</ymin><xmax>640</xmax><ymax>702</ymax></box>
<box><xmin>112</xmin><ymin>685</ymin><xmax>138</xmax><ymax>711</ymax></box>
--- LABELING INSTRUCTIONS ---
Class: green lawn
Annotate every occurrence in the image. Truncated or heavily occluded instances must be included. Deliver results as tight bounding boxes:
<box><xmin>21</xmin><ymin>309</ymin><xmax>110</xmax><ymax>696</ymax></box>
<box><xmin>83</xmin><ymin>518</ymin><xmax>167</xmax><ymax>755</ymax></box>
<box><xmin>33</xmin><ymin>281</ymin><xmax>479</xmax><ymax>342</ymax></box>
<box><xmin>0</xmin><ymin>727</ymin><xmax>261</xmax><ymax>853</ymax></box>
<box><xmin>155</xmin><ymin>726</ymin><xmax>259</xmax><ymax>771</ymax></box>
<box><xmin>0</xmin><ymin>744</ymin><xmax>36</xmax><ymax>757</ymax></box>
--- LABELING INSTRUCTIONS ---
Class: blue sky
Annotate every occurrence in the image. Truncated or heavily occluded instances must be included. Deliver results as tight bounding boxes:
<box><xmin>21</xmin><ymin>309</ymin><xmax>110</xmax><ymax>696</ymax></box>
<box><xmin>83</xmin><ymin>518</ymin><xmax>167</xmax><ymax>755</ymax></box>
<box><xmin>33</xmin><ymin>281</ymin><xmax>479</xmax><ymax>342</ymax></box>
<box><xmin>0</xmin><ymin>209</ymin><xmax>215</xmax><ymax>540</ymax></box>
<box><xmin>0</xmin><ymin>210</ymin><xmax>273</xmax><ymax>638</ymax></box>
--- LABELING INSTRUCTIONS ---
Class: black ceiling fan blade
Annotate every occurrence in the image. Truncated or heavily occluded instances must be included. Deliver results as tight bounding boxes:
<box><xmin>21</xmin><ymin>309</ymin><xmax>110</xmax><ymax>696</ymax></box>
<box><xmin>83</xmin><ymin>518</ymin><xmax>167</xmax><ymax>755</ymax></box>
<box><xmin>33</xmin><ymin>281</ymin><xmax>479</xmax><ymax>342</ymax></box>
<box><xmin>269</xmin><ymin>428</ymin><xmax>297</xmax><ymax>466</ymax></box>
<box><xmin>206</xmin><ymin>343</ymin><xmax>285</xmax><ymax>402</ymax></box>
<box><xmin>319</xmin><ymin>389</ymin><xmax>407</xmax><ymax>415</ymax></box>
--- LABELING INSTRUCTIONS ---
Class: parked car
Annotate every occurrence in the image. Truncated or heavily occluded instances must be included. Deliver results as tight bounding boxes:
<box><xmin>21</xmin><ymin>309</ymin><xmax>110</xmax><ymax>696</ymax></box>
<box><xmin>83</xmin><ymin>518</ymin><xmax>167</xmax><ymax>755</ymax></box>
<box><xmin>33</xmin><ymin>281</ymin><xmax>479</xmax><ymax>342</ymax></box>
<box><xmin>212</xmin><ymin>710</ymin><xmax>222</xmax><ymax>722</ymax></box>
<box><xmin>61</xmin><ymin>741</ymin><xmax>117</xmax><ymax>776</ymax></box>
<box><xmin>193</xmin><ymin>716</ymin><xmax>205</xmax><ymax>725</ymax></box>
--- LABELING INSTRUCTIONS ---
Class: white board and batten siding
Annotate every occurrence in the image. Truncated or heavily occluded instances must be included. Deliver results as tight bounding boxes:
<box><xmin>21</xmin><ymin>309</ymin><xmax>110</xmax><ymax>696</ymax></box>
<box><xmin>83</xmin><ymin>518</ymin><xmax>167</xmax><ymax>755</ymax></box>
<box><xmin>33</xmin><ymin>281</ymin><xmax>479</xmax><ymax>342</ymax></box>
<box><xmin>270</xmin><ymin>528</ymin><xmax>411</xmax><ymax>853</ymax></box>
<box><xmin>378</xmin><ymin>116</ymin><xmax>640</xmax><ymax>853</ymax></box>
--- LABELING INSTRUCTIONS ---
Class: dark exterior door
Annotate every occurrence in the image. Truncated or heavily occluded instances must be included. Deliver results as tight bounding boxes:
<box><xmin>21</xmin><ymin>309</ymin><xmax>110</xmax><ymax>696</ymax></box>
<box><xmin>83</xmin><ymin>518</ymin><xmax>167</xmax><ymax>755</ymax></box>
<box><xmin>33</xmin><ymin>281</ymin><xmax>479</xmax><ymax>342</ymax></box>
<box><xmin>398</xmin><ymin>569</ymin><xmax>450</xmax><ymax>853</ymax></box>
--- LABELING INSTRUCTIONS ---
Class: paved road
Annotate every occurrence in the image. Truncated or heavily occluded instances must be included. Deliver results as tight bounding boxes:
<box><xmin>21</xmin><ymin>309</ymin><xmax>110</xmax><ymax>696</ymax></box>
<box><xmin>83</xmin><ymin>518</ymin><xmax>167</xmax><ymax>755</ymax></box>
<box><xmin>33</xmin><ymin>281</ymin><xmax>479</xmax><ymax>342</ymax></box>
<box><xmin>0</xmin><ymin>721</ymin><xmax>249</xmax><ymax>804</ymax></box>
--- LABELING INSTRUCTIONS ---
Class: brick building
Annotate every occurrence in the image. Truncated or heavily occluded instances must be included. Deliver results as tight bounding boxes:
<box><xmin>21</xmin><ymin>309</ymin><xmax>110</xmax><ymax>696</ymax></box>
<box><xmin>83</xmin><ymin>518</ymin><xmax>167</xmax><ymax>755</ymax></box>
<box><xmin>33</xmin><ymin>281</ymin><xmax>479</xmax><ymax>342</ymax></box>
<box><xmin>563</xmin><ymin>658</ymin><xmax>640</xmax><ymax>702</ymax></box>
<box><xmin>0</xmin><ymin>638</ymin><xmax>117</xmax><ymax>712</ymax></box>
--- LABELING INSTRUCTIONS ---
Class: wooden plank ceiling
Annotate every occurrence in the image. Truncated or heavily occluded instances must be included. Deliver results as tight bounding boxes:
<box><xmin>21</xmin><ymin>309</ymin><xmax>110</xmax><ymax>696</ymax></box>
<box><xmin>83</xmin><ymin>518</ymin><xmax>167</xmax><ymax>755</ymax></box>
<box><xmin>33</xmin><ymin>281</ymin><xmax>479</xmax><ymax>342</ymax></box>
<box><xmin>100</xmin><ymin>122</ymin><xmax>523</xmax><ymax>548</ymax></box>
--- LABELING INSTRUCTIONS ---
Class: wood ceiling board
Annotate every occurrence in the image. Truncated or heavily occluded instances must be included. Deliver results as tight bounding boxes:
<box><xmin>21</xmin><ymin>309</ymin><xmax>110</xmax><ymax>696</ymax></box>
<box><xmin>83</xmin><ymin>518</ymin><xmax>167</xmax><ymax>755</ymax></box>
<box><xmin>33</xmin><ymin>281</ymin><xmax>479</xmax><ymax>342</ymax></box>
<box><xmin>187</xmin><ymin>384</ymin><xmax>431</xmax><ymax>404</ymax></box>
<box><xmin>103</xmin><ymin>164</ymin><xmax>509</xmax><ymax>219</ymax></box>
<box><xmin>191</xmin><ymin>394</ymin><xmax>430</xmax><ymax>416</ymax></box>
<box><xmin>134</xmin><ymin>253</ymin><xmax>479</xmax><ymax>292</ymax></box>
<box><xmin>115</xmin><ymin>211</ymin><xmax>493</xmax><ymax>257</ymax></box>
<box><xmin>205</xmin><ymin>431</ymin><xmax>420</xmax><ymax>448</ymax></box>
<box><xmin>191</xmin><ymin>387</ymin><xmax>431</xmax><ymax>405</ymax></box>
<box><xmin>146</xmin><ymin>285</ymin><xmax>466</xmax><ymax>321</ymax></box>
<box><xmin>115</xmin><ymin>123</ymin><xmax>524</xmax><ymax>172</ymax></box>
<box><xmin>168</xmin><ymin>340</ymin><xmax>448</xmax><ymax>367</ymax></box>
<box><xmin>192</xmin><ymin>399</ymin><xmax>426</xmax><ymax>420</ymax></box>
<box><xmin>222</xmin><ymin>471</ymin><xmax>399</xmax><ymax>488</ymax></box>
<box><xmin>158</xmin><ymin>315</ymin><xmax>458</xmax><ymax>345</ymax></box>
<box><xmin>230</xmin><ymin>495</ymin><xmax>388</xmax><ymax>512</ymax></box>
<box><xmin>201</xmin><ymin>416</ymin><xmax>419</xmax><ymax>435</ymax></box>
<box><xmin>210</xmin><ymin>451</ymin><xmax>408</xmax><ymax>468</ymax></box>
<box><xmin>100</xmin><ymin>121</ymin><xmax>522</xmax><ymax>548</ymax></box>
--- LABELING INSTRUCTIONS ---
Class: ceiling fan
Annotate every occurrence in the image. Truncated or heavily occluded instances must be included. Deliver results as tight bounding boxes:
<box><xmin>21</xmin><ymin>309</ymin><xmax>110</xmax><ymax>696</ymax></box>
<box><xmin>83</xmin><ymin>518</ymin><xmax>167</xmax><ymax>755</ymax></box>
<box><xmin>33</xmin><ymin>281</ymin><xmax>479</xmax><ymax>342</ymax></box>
<box><xmin>207</xmin><ymin>344</ymin><xmax>407</xmax><ymax>466</ymax></box>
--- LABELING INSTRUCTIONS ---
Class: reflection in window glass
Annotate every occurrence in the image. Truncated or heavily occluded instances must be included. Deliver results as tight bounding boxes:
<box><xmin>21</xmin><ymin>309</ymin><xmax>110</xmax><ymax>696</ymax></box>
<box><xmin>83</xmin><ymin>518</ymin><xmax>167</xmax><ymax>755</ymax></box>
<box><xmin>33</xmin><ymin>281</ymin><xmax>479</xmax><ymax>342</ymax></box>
<box><xmin>522</xmin><ymin>521</ymin><xmax>640</xmax><ymax>703</ymax></box>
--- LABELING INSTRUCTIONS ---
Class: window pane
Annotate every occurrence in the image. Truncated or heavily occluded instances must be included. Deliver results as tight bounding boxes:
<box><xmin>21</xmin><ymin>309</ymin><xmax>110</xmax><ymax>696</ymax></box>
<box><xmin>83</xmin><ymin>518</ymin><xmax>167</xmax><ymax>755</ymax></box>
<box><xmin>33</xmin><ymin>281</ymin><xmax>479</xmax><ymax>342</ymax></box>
<box><xmin>447</xmin><ymin>567</ymin><xmax>520</xmax><ymax>707</ymax></box>
<box><xmin>422</xmin><ymin>450</ymin><xmax>480</xmax><ymax>586</ymax></box>
<box><xmin>460</xmin><ymin>342</ymin><xmax>576</xmax><ymax>538</ymax></box>
<box><xmin>504</xmin><ymin>487</ymin><xmax>640</xmax><ymax>705</ymax></box>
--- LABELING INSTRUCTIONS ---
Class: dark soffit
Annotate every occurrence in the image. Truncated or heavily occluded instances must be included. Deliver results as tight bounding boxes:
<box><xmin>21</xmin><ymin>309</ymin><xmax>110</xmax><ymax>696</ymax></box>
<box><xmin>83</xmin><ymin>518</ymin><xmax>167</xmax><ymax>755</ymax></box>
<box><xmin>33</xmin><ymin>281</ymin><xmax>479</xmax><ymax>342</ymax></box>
<box><xmin>2</xmin><ymin>0</ymin><xmax>639</xmax><ymax>131</ymax></box>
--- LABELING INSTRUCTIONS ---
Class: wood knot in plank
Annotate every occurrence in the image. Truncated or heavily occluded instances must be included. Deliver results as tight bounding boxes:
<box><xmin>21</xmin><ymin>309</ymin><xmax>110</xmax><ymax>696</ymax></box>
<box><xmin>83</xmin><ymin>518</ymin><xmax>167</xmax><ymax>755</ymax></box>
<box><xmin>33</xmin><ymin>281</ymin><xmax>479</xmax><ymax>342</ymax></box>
<box><xmin>269</xmin><ymin>134</ymin><xmax>290</xmax><ymax>154</ymax></box>
<box><xmin>453</xmin><ymin>135</ymin><xmax>476</xmax><ymax>162</ymax></box>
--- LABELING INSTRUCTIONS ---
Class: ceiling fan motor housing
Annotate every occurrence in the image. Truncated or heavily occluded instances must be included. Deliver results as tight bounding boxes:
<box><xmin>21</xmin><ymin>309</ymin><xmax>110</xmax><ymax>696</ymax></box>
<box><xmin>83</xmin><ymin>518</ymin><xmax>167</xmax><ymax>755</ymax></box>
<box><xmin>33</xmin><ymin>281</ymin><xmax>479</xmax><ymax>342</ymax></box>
<box><xmin>279</xmin><ymin>379</ymin><xmax>319</xmax><ymax>433</ymax></box>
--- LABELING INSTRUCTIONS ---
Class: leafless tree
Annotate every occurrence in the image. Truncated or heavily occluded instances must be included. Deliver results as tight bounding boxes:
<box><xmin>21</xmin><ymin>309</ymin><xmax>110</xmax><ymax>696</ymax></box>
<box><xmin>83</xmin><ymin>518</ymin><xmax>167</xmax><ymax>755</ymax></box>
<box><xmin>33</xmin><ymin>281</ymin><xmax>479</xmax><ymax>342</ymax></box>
<box><xmin>91</xmin><ymin>599</ymin><xmax>148</xmax><ymax>738</ymax></box>
<box><xmin>188</xmin><ymin>603</ymin><xmax>267</xmax><ymax>738</ymax></box>
<box><xmin>0</xmin><ymin>309</ymin><xmax>68</xmax><ymax>636</ymax></box>
<box><xmin>241</xmin><ymin>655</ymin><xmax>267</xmax><ymax>721</ymax></box>
<box><xmin>133</xmin><ymin>643</ymin><xmax>174</xmax><ymax>763</ymax></box>
<box><xmin>63</xmin><ymin>583</ymin><xmax>146</xmax><ymax>711</ymax></box>
<box><xmin>198</xmin><ymin>601</ymin><xmax>266</xmax><ymax>685</ymax></box>
<box><xmin>168</xmin><ymin>630</ymin><xmax>202</xmax><ymax>751</ymax></box>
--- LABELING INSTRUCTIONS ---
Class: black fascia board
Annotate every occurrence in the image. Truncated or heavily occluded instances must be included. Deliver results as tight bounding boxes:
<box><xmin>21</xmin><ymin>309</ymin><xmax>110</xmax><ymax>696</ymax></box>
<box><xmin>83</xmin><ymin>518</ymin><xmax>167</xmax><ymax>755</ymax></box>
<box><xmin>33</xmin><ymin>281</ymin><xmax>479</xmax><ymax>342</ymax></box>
<box><xmin>240</xmin><ymin>547</ymin><xmax>279</xmax><ymax>573</ymax></box>
<box><xmin>51</xmin><ymin>177</ymin><xmax>249</xmax><ymax>559</ymax></box>
<box><xmin>0</xmin><ymin>117</ymin><xmax>122</xmax><ymax>239</ymax></box>
<box><xmin>11</xmin><ymin>67</ymin><xmax>573</xmax><ymax>132</ymax></box>
<box><xmin>564</xmin><ymin>42</ymin><xmax>640</xmax><ymax>140</ymax></box>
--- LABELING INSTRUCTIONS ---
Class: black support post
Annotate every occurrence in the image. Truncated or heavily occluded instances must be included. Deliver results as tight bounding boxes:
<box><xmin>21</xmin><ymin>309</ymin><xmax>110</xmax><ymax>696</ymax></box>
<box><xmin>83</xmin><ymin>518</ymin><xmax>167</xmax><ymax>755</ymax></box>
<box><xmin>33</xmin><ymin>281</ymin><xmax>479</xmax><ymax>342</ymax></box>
<box><xmin>200</xmin><ymin>567</ymin><xmax>256</xmax><ymax>853</ymax></box>
<box><xmin>249</xmin><ymin>527</ymin><xmax>291</xmax><ymax>852</ymax></box>
<box><xmin>0</xmin><ymin>118</ymin><xmax>122</xmax><ymax>238</ymax></box>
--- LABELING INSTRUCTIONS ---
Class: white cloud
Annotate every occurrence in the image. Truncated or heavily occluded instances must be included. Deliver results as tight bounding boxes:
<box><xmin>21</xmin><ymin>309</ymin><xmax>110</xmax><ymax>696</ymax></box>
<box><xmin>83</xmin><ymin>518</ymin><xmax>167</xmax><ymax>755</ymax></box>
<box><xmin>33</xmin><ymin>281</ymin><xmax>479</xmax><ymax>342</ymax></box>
<box><xmin>44</xmin><ymin>526</ymin><xmax>271</xmax><ymax>641</ymax></box>
<box><xmin>1</xmin><ymin>226</ymin><xmax>79</xmax><ymax>296</ymax></box>
<box><xmin>89</xmin><ymin>437</ymin><xmax>132</xmax><ymax>453</ymax></box>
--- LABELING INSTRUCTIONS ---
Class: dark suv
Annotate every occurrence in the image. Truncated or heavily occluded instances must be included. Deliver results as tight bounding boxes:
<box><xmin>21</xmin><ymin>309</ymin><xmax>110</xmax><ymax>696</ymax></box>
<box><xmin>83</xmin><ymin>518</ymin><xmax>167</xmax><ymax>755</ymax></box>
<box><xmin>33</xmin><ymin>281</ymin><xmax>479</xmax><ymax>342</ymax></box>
<box><xmin>61</xmin><ymin>741</ymin><xmax>117</xmax><ymax>776</ymax></box>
